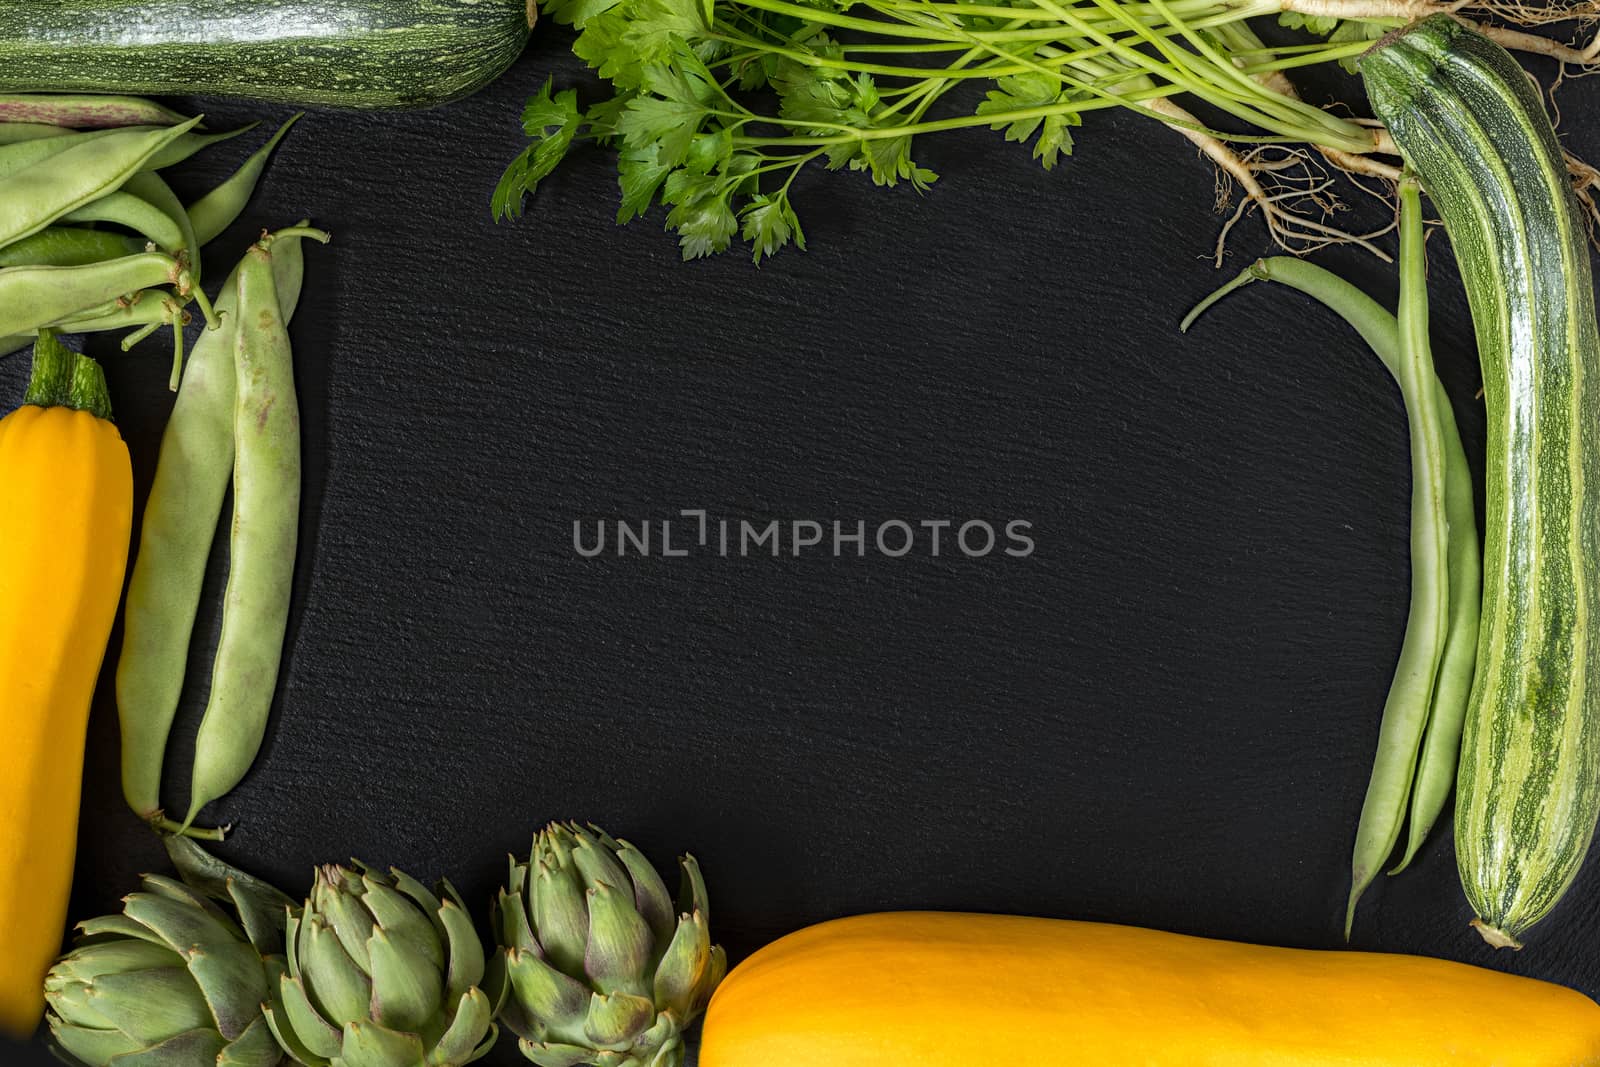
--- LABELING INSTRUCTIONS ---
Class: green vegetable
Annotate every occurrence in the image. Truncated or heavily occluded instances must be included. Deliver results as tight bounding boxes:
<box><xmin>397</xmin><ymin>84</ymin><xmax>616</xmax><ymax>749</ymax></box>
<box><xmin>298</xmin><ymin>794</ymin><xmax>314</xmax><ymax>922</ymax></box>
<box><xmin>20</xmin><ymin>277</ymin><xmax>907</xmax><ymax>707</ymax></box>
<box><xmin>118</xmin><ymin>232</ymin><xmax>311</xmax><ymax>835</ymax></box>
<box><xmin>141</xmin><ymin>122</ymin><xmax>254</xmax><ymax>173</ymax></box>
<box><xmin>0</xmin><ymin>101</ymin><xmax>305</xmax><ymax>367</ymax></box>
<box><xmin>0</xmin><ymin>93</ymin><xmax>190</xmax><ymax>128</ymax></box>
<box><xmin>188</xmin><ymin>115</ymin><xmax>303</xmax><ymax>247</ymax></box>
<box><xmin>123</xmin><ymin>170</ymin><xmax>202</xmax><ymax>285</ymax></box>
<box><xmin>0</xmin><ymin>0</ymin><xmax>535</xmax><ymax>109</ymax></box>
<box><xmin>44</xmin><ymin>840</ymin><xmax>294</xmax><ymax>1067</ymax></box>
<box><xmin>1184</xmin><ymin>237</ymin><xmax>1483</xmax><ymax>930</ymax></box>
<box><xmin>0</xmin><ymin>121</ymin><xmax>79</xmax><ymax>144</ymax></box>
<box><xmin>0</xmin><ymin>253</ymin><xmax>199</xmax><ymax>338</ymax></box>
<box><xmin>0</xmin><ymin>129</ymin><xmax>115</xmax><ymax>181</ymax></box>
<box><xmin>1342</xmin><ymin>177</ymin><xmax>1451</xmax><ymax>930</ymax></box>
<box><xmin>0</xmin><ymin>226</ymin><xmax>141</xmax><ymax>268</ymax></box>
<box><xmin>263</xmin><ymin>863</ymin><xmax>498</xmax><ymax>1067</ymax></box>
<box><xmin>59</xmin><ymin>190</ymin><xmax>186</xmax><ymax>256</ymax></box>
<box><xmin>489</xmin><ymin>822</ymin><xmax>726</xmax><ymax>1067</ymax></box>
<box><xmin>0</xmin><ymin>118</ymin><xmax>198</xmax><ymax>248</ymax></box>
<box><xmin>1363</xmin><ymin>15</ymin><xmax>1600</xmax><ymax>949</ymax></box>
<box><xmin>180</xmin><ymin>226</ymin><xmax>328</xmax><ymax>832</ymax></box>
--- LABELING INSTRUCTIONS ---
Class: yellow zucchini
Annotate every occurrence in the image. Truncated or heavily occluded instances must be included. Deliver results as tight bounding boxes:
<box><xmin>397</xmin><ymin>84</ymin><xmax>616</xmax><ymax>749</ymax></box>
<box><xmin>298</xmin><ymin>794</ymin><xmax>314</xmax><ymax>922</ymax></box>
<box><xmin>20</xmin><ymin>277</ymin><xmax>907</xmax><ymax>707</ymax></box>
<box><xmin>699</xmin><ymin>912</ymin><xmax>1600</xmax><ymax>1066</ymax></box>
<box><xmin>0</xmin><ymin>335</ymin><xmax>131</xmax><ymax>1037</ymax></box>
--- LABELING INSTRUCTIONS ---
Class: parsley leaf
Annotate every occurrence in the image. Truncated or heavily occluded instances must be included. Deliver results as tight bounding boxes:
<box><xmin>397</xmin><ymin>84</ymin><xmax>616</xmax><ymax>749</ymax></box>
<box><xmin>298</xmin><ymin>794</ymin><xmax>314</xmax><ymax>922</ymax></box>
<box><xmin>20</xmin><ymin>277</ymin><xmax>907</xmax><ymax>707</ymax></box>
<box><xmin>741</xmin><ymin>192</ymin><xmax>807</xmax><ymax>262</ymax></box>
<box><xmin>663</xmin><ymin>169</ymin><xmax>739</xmax><ymax>258</ymax></box>
<box><xmin>976</xmin><ymin>73</ymin><xmax>1082</xmax><ymax>170</ymax></box>
<box><xmin>493</xmin><ymin>79</ymin><xmax>582</xmax><ymax>221</ymax></box>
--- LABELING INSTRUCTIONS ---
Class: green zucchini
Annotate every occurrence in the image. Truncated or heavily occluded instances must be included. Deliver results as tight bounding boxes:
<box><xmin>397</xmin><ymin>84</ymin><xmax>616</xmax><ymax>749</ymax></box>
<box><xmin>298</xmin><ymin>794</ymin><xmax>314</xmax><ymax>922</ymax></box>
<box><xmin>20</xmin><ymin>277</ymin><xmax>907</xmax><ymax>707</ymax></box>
<box><xmin>1363</xmin><ymin>15</ymin><xmax>1600</xmax><ymax>949</ymax></box>
<box><xmin>0</xmin><ymin>0</ymin><xmax>535</xmax><ymax>109</ymax></box>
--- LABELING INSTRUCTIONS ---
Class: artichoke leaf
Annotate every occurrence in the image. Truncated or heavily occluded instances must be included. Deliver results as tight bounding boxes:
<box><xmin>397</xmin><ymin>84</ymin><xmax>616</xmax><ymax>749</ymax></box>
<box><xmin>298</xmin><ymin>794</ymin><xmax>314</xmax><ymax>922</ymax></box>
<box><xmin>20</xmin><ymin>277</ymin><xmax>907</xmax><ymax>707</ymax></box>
<box><xmin>493</xmin><ymin>885</ymin><xmax>538</xmax><ymax>956</ymax></box>
<box><xmin>568</xmin><ymin>829</ymin><xmax>630</xmax><ymax>892</ymax></box>
<box><xmin>366</xmin><ymin>926</ymin><xmax>444</xmax><ymax>1035</ymax></box>
<box><xmin>383</xmin><ymin>867</ymin><xmax>447</xmax><ymax>945</ymax></box>
<box><xmin>614</xmin><ymin>843</ymin><xmax>675</xmax><ymax>950</ymax></box>
<box><xmin>357</xmin><ymin>877</ymin><xmax>444</xmax><ymax>973</ymax></box>
<box><xmin>437</xmin><ymin>898</ymin><xmax>485</xmax><ymax>1006</ymax></box>
<box><xmin>274</xmin><ymin>973</ymin><xmax>345</xmax><ymax>1062</ymax></box>
<box><xmin>336</xmin><ymin>1020</ymin><xmax>427</xmax><ymax>1067</ymax></box>
<box><xmin>317</xmin><ymin>877</ymin><xmax>378</xmax><ymax>974</ymax></box>
<box><xmin>584</xmin><ymin>883</ymin><xmax>652</xmax><ymax>998</ymax></box>
<box><xmin>85</xmin><ymin>967</ymin><xmax>214</xmax><ymax>1044</ymax></box>
<box><xmin>581</xmin><ymin>991</ymin><xmax>654</xmax><ymax>1049</ymax></box>
<box><xmin>164</xmin><ymin>836</ymin><xmax>296</xmax><ymax>955</ymax></box>
<box><xmin>75</xmin><ymin>915</ymin><xmax>165</xmax><ymax>946</ymax></box>
<box><xmin>48</xmin><ymin>941</ymin><xmax>175</xmax><ymax>986</ymax></box>
<box><xmin>263</xmin><ymin>995</ymin><xmax>335</xmax><ymax>1067</ymax></box>
<box><xmin>215</xmin><ymin>1015</ymin><xmax>287</xmax><ymax>1067</ymax></box>
<box><xmin>531</xmin><ymin>860</ymin><xmax>588</xmax><ymax>977</ymax></box>
<box><xmin>518</xmin><ymin>1040</ymin><xmax>604</xmax><ymax>1067</ymax></box>
<box><xmin>300</xmin><ymin>918</ymin><xmax>373</xmax><ymax>1026</ymax></box>
<box><xmin>651</xmin><ymin>912</ymin><xmax>710</xmax><ymax>1020</ymax></box>
<box><xmin>120</xmin><ymin>891</ymin><xmax>239</xmax><ymax>959</ymax></box>
<box><xmin>692</xmin><ymin>946</ymin><xmax>727</xmax><ymax>1016</ymax></box>
<box><xmin>504</xmin><ymin>949</ymin><xmax>589</xmax><ymax>1039</ymax></box>
<box><xmin>676</xmin><ymin>858</ymin><xmax>709</xmax><ymax>928</ymax></box>
<box><xmin>108</xmin><ymin>1026</ymin><xmax>228</xmax><ymax>1067</ymax></box>
<box><xmin>426</xmin><ymin>988</ymin><xmax>495</xmax><ymax>1066</ymax></box>
<box><xmin>51</xmin><ymin>1023</ymin><xmax>145</xmax><ymax>1066</ymax></box>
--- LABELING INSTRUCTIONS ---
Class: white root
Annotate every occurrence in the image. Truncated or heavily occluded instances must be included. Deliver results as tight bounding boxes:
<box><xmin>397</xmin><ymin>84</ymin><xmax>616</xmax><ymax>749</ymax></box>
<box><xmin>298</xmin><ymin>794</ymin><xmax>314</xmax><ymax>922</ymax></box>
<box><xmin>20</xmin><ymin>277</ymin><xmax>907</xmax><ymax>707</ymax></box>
<box><xmin>1277</xmin><ymin>0</ymin><xmax>1464</xmax><ymax>21</ymax></box>
<box><xmin>1150</xmin><ymin>97</ymin><xmax>1397</xmax><ymax>264</ymax></box>
<box><xmin>1463</xmin><ymin>18</ymin><xmax>1600</xmax><ymax>64</ymax></box>
<box><xmin>1271</xmin><ymin>0</ymin><xmax>1600</xmax><ymax>66</ymax></box>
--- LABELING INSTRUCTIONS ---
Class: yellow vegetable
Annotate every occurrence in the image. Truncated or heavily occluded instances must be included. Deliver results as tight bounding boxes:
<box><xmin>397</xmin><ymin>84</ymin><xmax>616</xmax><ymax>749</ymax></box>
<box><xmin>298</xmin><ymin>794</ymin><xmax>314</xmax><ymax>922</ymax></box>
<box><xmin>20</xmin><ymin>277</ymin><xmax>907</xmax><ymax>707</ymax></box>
<box><xmin>700</xmin><ymin>912</ymin><xmax>1600</xmax><ymax>1066</ymax></box>
<box><xmin>0</xmin><ymin>335</ymin><xmax>131</xmax><ymax>1038</ymax></box>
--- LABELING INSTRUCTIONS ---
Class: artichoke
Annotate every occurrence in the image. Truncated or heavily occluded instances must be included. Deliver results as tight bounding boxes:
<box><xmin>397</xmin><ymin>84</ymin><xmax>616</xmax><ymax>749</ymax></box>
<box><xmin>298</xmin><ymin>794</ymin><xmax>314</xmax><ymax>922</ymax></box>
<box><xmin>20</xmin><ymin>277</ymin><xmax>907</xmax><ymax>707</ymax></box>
<box><xmin>489</xmin><ymin>823</ymin><xmax>726</xmax><ymax>1067</ymax></box>
<box><xmin>45</xmin><ymin>837</ymin><xmax>295</xmax><ymax>1067</ymax></box>
<box><xmin>262</xmin><ymin>863</ymin><xmax>497</xmax><ymax>1067</ymax></box>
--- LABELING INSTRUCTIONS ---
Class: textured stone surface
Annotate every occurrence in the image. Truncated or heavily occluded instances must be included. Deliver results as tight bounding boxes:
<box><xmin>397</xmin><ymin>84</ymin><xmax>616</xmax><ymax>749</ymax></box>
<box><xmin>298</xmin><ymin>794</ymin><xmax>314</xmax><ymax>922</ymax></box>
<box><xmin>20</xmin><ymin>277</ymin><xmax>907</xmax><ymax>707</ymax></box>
<box><xmin>5</xmin><ymin>25</ymin><xmax>1600</xmax><ymax>1066</ymax></box>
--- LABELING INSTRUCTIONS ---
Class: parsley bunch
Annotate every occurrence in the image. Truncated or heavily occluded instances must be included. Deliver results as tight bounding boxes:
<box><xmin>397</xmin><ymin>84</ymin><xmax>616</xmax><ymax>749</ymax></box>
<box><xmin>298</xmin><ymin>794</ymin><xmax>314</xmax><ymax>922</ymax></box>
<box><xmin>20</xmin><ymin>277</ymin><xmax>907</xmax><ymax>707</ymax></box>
<box><xmin>494</xmin><ymin>0</ymin><xmax>1418</xmax><ymax>259</ymax></box>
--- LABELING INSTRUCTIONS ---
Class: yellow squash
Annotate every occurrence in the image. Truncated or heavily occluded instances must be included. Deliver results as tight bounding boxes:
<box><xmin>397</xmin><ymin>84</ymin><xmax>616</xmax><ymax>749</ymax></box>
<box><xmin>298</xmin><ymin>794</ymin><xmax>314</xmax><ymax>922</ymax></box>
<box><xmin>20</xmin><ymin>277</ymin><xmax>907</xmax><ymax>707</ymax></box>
<box><xmin>0</xmin><ymin>335</ymin><xmax>131</xmax><ymax>1038</ymax></box>
<box><xmin>700</xmin><ymin>912</ymin><xmax>1600</xmax><ymax>1066</ymax></box>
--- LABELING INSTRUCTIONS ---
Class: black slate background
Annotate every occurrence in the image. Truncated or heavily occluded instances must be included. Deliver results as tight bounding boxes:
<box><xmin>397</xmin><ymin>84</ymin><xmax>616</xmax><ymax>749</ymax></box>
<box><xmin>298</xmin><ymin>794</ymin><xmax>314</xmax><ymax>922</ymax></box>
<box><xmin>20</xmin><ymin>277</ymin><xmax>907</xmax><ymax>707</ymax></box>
<box><xmin>7</xmin><ymin>24</ymin><xmax>1600</xmax><ymax>1066</ymax></box>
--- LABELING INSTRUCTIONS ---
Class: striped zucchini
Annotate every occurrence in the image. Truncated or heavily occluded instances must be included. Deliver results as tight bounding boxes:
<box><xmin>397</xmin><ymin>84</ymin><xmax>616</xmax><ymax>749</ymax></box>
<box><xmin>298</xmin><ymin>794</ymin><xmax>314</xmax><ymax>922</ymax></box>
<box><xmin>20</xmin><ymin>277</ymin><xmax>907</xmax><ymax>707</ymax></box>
<box><xmin>1363</xmin><ymin>16</ymin><xmax>1600</xmax><ymax>949</ymax></box>
<box><xmin>0</xmin><ymin>0</ymin><xmax>535</xmax><ymax>109</ymax></box>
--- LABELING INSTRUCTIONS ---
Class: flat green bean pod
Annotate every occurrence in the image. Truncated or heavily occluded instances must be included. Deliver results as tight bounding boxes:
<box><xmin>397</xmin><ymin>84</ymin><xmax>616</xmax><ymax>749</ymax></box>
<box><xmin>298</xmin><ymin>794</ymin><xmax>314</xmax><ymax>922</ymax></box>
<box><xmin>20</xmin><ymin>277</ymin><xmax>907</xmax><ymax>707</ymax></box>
<box><xmin>0</xmin><ymin>251</ymin><xmax>181</xmax><ymax>336</ymax></box>
<box><xmin>0</xmin><ymin>93</ymin><xmax>191</xmax><ymax>128</ymax></box>
<box><xmin>188</xmin><ymin>115</ymin><xmax>302</xmax><ymax>247</ymax></box>
<box><xmin>0</xmin><ymin>118</ymin><xmax>198</xmax><ymax>249</ymax></box>
<box><xmin>141</xmin><ymin>122</ymin><xmax>255</xmax><ymax>173</ymax></box>
<box><xmin>0</xmin><ymin>226</ymin><xmax>141</xmax><ymax>268</ymax></box>
<box><xmin>0</xmin><ymin>128</ymin><xmax>110</xmax><ymax>182</ymax></box>
<box><xmin>123</xmin><ymin>171</ymin><xmax>201</xmax><ymax>283</ymax></box>
<box><xmin>61</xmin><ymin>191</ymin><xmax>187</xmax><ymax>255</ymax></box>
<box><xmin>0</xmin><ymin>122</ymin><xmax>71</xmax><ymax>144</ymax></box>
<box><xmin>119</xmin><ymin>231</ymin><xmax>310</xmax><ymax>832</ymax></box>
<box><xmin>48</xmin><ymin>289</ymin><xmax>174</xmax><ymax>331</ymax></box>
<box><xmin>182</xmin><ymin>225</ymin><xmax>329</xmax><ymax>832</ymax></box>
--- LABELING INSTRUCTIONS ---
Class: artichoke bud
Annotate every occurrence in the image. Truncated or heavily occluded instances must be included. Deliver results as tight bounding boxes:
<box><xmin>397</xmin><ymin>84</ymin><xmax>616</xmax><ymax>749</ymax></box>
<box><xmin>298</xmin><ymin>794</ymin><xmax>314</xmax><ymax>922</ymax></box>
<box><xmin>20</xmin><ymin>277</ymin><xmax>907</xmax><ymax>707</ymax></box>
<box><xmin>45</xmin><ymin>847</ymin><xmax>292</xmax><ymax>1067</ymax></box>
<box><xmin>263</xmin><ymin>862</ymin><xmax>497</xmax><ymax>1067</ymax></box>
<box><xmin>492</xmin><ymin>824</ymin><xmax>725</xmax><ymax>1067</ymax></box>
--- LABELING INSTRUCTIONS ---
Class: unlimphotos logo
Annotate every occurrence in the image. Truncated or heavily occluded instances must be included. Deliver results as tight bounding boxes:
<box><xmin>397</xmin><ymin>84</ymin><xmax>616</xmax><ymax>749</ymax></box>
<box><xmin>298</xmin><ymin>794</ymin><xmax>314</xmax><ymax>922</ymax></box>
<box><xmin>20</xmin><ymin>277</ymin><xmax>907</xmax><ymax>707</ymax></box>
<box><xmin>573</xmin><ymin>510</ymin><xmax>1035</xmax><ymax>559</ymax></box>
